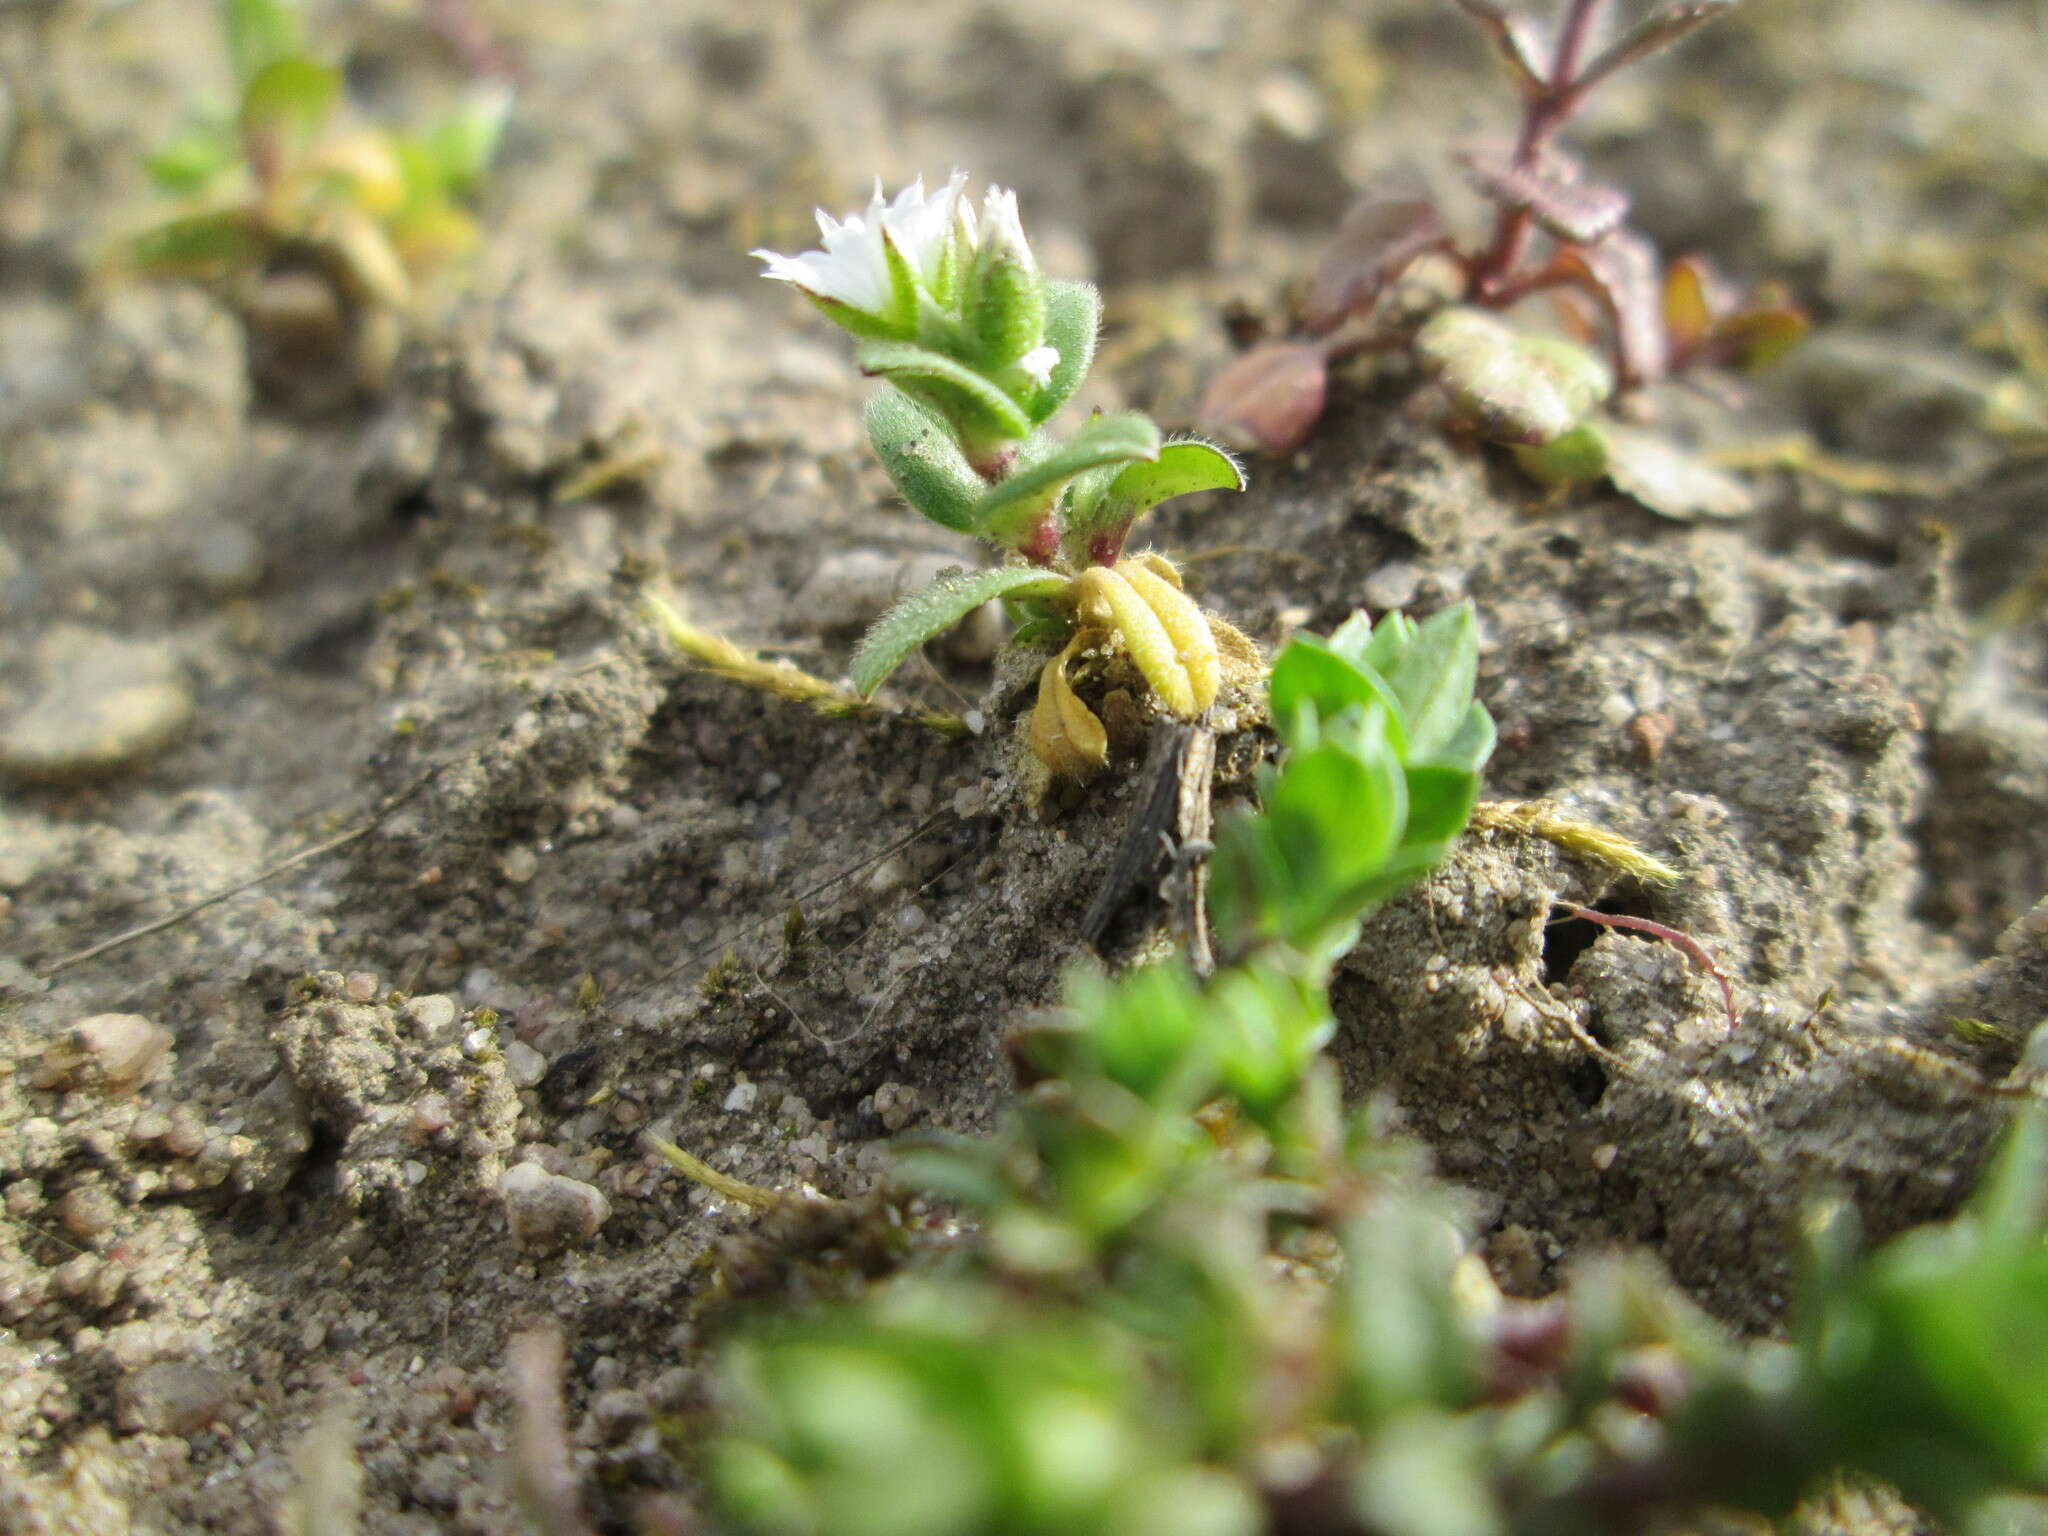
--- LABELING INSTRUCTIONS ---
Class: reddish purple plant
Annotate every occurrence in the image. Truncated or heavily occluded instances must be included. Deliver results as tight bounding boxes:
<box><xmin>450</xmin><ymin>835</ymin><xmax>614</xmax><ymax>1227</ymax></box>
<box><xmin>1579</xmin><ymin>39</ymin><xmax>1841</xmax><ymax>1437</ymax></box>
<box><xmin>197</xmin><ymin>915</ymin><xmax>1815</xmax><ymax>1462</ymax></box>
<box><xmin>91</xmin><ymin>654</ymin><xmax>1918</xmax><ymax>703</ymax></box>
<box><xmin>1200</xmin><ymin>0</ymin><xmax>1806</xmax><ymax>456</ymax></box>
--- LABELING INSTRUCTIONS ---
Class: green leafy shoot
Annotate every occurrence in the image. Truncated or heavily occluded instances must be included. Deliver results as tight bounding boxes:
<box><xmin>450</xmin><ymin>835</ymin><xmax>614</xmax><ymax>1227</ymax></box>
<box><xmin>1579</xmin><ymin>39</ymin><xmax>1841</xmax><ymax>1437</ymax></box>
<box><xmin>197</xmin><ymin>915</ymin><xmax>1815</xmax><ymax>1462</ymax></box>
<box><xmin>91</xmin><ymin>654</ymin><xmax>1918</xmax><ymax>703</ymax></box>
<box><xmin>1214</xmin><ymin>603</ymin><xmax>1494</xmax><ymax>964</ymax></box>
<box><xmin>123</xmin><ymin>0</ymin><xmax>511</xmax><ymax>335</ymax></box>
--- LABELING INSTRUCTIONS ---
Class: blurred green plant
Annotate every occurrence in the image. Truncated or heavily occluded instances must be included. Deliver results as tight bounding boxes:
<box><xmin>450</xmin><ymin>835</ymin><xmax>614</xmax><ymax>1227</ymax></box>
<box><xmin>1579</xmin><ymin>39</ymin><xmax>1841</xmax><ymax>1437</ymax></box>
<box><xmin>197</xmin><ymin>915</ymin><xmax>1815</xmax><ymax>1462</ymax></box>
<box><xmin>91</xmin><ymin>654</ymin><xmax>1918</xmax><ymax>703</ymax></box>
<box><xmin>704</xmin><ymin>613</ymin><xmax>2048</xmax><ymax>1536</ymax></box>
<box><xmin>115</xmin><ymin>0</ymin><xmax>509</xmax><ymax>391</ymax></box>
<box><xmin>754</xmin><ymin>174</ymin><xmax>1251</xmax><ymax>778</ymax></box>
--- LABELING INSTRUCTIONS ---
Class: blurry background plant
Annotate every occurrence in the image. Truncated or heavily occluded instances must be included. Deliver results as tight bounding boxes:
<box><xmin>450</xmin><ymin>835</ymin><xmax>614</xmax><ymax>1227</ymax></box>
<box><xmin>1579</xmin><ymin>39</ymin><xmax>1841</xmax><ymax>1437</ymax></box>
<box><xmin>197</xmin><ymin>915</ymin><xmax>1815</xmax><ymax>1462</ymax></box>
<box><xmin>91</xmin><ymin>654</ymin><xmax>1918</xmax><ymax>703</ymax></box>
<box><xmin>109</xmin><ymin>0</ymin><xmax>510</xmax><ymax>403</ymax></box>
<box><xmin>1197</xmin><ymin>0</ymin><xmax>1807</xmax><ymax>518</ymax></box>
<box><xmin>753</xmin><ymin>174</ymin><xmax>1253</xmax><ymax>780</ymax></box>
<box><xmin>703</xmin><ymin>614</ymin><xmax>2048</xmax><ymax>1536</ymax></box>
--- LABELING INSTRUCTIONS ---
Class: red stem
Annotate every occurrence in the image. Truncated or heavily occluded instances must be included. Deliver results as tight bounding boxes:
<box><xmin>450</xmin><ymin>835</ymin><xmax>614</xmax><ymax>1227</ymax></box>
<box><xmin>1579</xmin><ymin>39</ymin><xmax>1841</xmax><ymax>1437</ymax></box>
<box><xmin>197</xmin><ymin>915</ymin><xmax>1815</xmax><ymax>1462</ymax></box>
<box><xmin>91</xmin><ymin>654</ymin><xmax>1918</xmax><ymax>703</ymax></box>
<box><xmin>1470</xmin><ymin>0</ymin><xmax>1611</xmax><ymax>300</ymax></box>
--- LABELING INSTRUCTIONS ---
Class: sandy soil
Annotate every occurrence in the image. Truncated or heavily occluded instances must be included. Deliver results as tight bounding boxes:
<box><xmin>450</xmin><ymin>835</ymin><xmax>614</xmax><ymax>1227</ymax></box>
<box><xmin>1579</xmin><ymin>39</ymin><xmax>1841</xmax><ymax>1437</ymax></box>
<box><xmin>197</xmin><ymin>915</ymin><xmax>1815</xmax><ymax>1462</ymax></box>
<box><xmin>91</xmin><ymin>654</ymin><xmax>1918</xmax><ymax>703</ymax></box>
<box><xmin>4</xmin><ymin>0</ymin><xmax>2048</xmax><ymax>1530</ymax></box>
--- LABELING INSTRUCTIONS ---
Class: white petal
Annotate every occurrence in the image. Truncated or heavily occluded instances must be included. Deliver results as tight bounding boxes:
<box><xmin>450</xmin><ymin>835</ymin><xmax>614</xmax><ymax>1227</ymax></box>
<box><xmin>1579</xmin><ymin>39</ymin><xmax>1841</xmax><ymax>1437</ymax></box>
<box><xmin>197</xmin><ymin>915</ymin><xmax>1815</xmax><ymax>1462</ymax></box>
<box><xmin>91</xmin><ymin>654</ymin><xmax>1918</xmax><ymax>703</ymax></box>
<box><xmin>1018</xmin><ymin>345</ymin><xmax>1060</xmax><ymax>386</ymax></box>
<box><xmin>880</xmin><ymin>169</ymin><xmax>966</xmax><ymax>282</ymax></box>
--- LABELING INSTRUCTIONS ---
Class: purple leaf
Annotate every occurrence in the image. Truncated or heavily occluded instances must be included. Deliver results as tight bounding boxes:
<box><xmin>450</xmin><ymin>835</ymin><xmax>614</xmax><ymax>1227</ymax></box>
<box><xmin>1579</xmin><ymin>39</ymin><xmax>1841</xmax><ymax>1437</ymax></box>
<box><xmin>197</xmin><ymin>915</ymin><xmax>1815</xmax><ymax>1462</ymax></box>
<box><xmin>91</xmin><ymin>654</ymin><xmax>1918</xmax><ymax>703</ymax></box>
<box><xmin>1196</xmin><ymin>342</ymin><xmax>1330</xmax><ymax>456</ymax></box>
<box><xmin>1557</xmin><ymin>230</ymin><xmax>1668</xmax><ymax>385</ymax></box>
<box><xmin>1574</xmin><ymin>0</ymin><xmax>1740</xmax><ymax>93</ymax></box>
<box><xmin>1301</xmin><ymin>194</ymin><xmax>1448</xmax><ymax>334</ymax></box>
<box><xmin>1448</xmin><ymin>0</ymin><xmax>1549</xmax><ymax>95</ymax></box>
<box><xmin>1456</xmin><ymin>142</ymin><xmax>1630</xmax><ymax>245</ymax></box>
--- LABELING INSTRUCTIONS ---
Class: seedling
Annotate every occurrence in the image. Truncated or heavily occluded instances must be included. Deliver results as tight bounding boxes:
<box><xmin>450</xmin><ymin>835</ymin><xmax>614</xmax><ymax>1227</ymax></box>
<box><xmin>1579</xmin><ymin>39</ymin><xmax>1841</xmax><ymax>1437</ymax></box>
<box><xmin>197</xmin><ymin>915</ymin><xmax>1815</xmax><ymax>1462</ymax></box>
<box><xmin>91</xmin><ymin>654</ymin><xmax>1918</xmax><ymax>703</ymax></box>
<box><xmin>1199</xmin><ymin>0</ymin><xmax>1806</xmax><ymax>509</ymax></box>
<box><xmin>754</xmin><ymin>174</ymin><xmax>1251</xmax><ymax>778</ymax></box>
<box><xmin>114</xmin><ymin>0</ymin><xmax>509</xmax><ymax>396</ymax></box>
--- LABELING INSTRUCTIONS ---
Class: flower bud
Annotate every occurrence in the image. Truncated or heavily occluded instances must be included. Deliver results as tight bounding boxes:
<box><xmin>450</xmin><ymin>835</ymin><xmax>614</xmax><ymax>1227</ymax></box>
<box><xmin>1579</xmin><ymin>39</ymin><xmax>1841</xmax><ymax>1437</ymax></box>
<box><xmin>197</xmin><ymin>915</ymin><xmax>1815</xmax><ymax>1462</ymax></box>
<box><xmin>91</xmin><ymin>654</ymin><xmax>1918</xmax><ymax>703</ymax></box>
<box><xmin>963</xmin><ymin>186</ymin><xmax>1049</xmax><ymax>378</ymax></box>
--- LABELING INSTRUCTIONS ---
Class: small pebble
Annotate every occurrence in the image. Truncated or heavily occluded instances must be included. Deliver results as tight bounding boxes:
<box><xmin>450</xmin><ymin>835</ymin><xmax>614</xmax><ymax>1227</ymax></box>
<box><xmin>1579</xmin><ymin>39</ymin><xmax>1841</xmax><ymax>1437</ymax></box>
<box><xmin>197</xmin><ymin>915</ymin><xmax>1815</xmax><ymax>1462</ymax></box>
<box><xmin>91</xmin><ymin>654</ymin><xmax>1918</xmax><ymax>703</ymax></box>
<box><xmin>181</xmin><ymin>520</ymin><xmax>263</xmax><ymax>597</ymax></box>
<box><xmin>499</xmin><ymin>847</ymin><xmax>539</xmax><ymax>884</ymax></box>
<box><xmin>41</xmin><ymin>1014</ymin><xmax>174</xmax><ymax>1093</ymax></box>
<box><xmin>400</xmin><ymin>995</ymin><xmax>459</xmax><ymax>1040</ymax></box>
<box><xmin>502</xmin><ymin>1040</ymin><xmax>548</xmax><ymax>1089</ymax></box>
<box><xmin>0</xmin><ymin>628</ymin><xmax>193</xmax><ymax>784</ymax></box>
<box><xmin>722</xmin><ymin>1081</ymin><xmax>758</xmax><ymax>1114</ymax></box>
<box><xmin>872</xmin><ymin>1082</ymin><xmax>921</xmax><ymax>1134</ymax></box>
<box><xmin>1361</xmin><ymin>561</ymin><xmax>1421</xmax><ymax>612</ymax></box>
<box><xmin>498</xmin><ymin>1162</ymin><xmax>610</xmax><ymax>1254</ymax></box>
<box><xmin>342</xmin><ymin>972</ymin><xmax>381</xmax><ymax>1004</ymax></box>
<box><xmin>118</xmin><ymin>1360</ymin><xmax>240</xmax><ymax>1436</ymax></box>
<box><xmin>591</xmin><ymin>1388</ymin><xmax>651</xmax><ymax>1443</ymax></box>
<box><xmin>59</xmin><ymin>1185</ymin><xmax>119</xmax><ymax>1241</ymax></box>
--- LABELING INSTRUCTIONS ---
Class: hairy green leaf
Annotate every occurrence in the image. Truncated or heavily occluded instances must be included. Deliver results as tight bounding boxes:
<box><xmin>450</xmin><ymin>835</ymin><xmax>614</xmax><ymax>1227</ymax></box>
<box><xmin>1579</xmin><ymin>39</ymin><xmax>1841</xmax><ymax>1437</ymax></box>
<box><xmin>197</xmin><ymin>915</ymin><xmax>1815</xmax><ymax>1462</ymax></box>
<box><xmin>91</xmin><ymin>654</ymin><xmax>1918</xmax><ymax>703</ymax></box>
<box><xmin>866</xmin><ymin>391</ymin><xmax>985</xmax><ymax>534</ymax></box>
<box><xmin>1065</xmin><ymin>439</ymin><xmax>1244</xmax><ymax>548</ymax></box>
<box><xmin>850</xmin><ymin>565</ymin><xmax>1066</xmax><ymax>697</ymax></box>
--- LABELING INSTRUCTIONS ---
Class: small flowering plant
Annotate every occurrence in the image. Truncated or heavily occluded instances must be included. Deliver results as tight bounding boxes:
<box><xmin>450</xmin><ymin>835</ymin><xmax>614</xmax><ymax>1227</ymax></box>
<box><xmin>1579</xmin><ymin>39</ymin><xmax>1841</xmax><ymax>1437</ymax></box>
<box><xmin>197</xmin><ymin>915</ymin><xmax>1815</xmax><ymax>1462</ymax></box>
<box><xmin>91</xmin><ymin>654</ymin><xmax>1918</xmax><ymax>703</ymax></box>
<box><xmin>756</xmin><ymin>174</ymin><xmax>1250</xmax><ymax>778</ymax></box>
<box><xmin>117</xmin><ymin>0</ymin><xmax>509</xmax><ymax>394</ymax></box>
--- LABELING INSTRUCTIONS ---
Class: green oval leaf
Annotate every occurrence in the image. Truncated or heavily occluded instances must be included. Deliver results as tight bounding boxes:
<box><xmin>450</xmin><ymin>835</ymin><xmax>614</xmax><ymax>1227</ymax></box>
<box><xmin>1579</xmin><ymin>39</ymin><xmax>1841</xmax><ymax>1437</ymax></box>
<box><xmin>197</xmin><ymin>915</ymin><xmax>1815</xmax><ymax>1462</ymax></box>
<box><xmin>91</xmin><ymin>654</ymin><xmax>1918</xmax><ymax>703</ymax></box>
<box><xmin>850</xmin><ymin>566</ymin><xmax>1068</xmax><ymax>697</ymax></box>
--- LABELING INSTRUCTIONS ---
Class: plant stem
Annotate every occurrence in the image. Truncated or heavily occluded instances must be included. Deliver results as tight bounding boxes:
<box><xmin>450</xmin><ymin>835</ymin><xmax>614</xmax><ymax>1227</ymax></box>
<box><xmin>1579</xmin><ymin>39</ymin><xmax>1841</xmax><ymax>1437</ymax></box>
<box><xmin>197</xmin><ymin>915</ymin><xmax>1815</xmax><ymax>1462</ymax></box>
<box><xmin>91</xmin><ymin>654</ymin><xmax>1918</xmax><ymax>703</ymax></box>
<box><xmin>1470</xmin><ymin>0</ymin><xmax>1611</xmax><ymax>299</ymax></box>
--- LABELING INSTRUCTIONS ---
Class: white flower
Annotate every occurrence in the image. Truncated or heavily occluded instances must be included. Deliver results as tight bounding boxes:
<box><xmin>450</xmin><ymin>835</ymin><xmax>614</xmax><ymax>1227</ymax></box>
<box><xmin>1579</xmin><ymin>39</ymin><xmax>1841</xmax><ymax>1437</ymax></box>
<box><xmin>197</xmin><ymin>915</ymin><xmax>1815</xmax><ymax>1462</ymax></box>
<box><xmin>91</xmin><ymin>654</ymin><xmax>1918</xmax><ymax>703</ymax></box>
<box><xmin>1018</xmin><ymin>345</ymin><xmax>1060</xmax><ymax>386</ymax></box>
<box><xmin>753</xmin><ymin>172</ymin><xmax>967</xmax><ymax>319</ymax></box>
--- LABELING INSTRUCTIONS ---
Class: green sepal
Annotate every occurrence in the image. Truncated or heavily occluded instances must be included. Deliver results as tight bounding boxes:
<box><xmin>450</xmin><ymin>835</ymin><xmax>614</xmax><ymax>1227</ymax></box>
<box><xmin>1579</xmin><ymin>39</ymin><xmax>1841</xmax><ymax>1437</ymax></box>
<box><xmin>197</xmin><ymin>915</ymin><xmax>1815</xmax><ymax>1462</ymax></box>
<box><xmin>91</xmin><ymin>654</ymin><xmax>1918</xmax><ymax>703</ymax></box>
<box><xmin>1062</xmin><ymin>439</ymin><xmax>1244</xmax><ymax>559</ymax></box>
<box><xmin>856</xmin><ymin>339</ymin><xmax>1032</xmax><ymax>456</ymax></box>
<box><xmin>866</xmin><ymin>390</ymin><xmax>986</xmax><ymax>534</ymax></box>
<box><xmin>1025</xmin><ymin>280</ymin><xmax>1100</xmax><ymax>425</ymax></box>
<box><xmin>971</xmin><ymin>412</ymin><xmax>1160</xmax><ymax>550</ymax></box>
<box><xmin>965</xmin><ymin>245</ymin><xmax>1046</xmax><ymax>375</ymax></box>
<box><xmin>812</xmin><ymin>295</ymin><xmax>914</xmax><ymax>342</ymax></box>
<box><xmin>850</xmin><ymin>565</ymin><xmax>1068</xmax><ymax>697</ymax></box>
